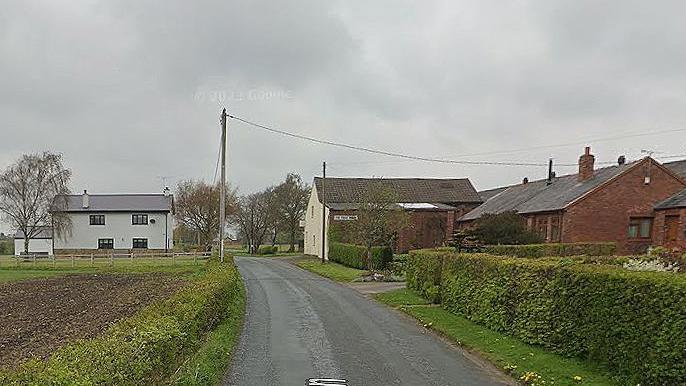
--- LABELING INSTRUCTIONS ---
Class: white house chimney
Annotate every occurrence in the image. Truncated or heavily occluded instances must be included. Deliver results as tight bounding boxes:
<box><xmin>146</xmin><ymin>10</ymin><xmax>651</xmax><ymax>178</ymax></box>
<box><xmin>82</xmin><ymin>190</ymin><xmax>89</xmax><ymax>208</ymax></box>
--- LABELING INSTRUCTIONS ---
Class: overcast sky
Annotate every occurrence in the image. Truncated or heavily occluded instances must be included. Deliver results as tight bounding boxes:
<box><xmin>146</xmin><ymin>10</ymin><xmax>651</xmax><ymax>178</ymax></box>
<box><xmin>2</xmin><ymin>0</ymin><xmax>686</xmax><ymax>232</ymax></box>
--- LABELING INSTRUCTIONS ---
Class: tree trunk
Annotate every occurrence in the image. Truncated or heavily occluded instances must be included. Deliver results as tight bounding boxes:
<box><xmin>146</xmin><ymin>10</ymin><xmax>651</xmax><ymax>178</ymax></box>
<box><xmin>289</xmin><ymin>227</ymin><xmax>296</xmax><ymax>252</ymax></box>
<box><xmin>24</xmin><ymin>234</ymin><xmax>30</xmax><ymax>256</ymax></box>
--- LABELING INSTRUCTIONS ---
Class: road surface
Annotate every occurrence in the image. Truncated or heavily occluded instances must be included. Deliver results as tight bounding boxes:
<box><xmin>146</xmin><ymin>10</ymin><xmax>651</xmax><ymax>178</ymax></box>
<box><xmin>223</xmin><ymin>256</ymin><xmax>511</xmax><ymax>386</ymax></box>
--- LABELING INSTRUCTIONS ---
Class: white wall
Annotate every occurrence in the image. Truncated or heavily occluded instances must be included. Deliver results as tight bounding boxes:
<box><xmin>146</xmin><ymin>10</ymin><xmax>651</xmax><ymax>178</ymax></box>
<box><xmin>303</xmin><ymin>188</ymin><xmax>329</xmax><ymax>260</ymax></box>
<box><xmin>14</xmin><ymin>238</ymin><xmax>53</xmax><ymax>255</ymax></box>
<box><xmin>54</xmin><ymin>212</ymin><xmax>173</xmax><ymax>250</ymax></box>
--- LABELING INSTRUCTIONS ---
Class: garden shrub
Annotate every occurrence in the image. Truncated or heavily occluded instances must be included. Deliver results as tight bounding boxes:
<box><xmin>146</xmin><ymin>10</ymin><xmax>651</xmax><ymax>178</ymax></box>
<box><xmin>483</xmin><ymin>242</ymin><xmax>616</xmax><ymax>258</ymax></box>
<box><xmin>0</xmin><ymin>259</ymin><xmax>244</xmax><ymax>385</ymax></box>
<box><xmin>408</xmin><ymin>249</ymin><xmax>686</xmax><ymax>385</ymax></box>
<box><xmin>328</xmin><ymin>242</ymin><xmax>393</xmax><ymax>270</ymax></box>
<box><xmin>257</xmin><ymin>245</ymin><xmax>278</xmax><ymax>255</ymax></box>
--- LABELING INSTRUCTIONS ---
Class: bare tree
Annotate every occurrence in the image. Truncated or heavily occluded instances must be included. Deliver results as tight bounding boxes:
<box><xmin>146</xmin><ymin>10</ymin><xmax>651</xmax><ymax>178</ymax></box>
<box><xmin>273</xmin><ymin>173</ymin><xmax>310</xmax><ymax>252</ymax></box>
<box><xmin>233</xmin><ymin>192</ymin><xmax>271</xmax><ymax>254</ymax></box>
<box><xmin>0</xmin><ymin>152</ymin><xmax>71</xmax><ymax>255</ymax></box>
<box><xmin>174</xmin><ymin>179</ymin><xmax>236</xmax><ymax>251</ymax></box>
<box><xmin>351</xmin><ymin>185</ymin><xmax>410</xmax><ymax>271</ymax></box>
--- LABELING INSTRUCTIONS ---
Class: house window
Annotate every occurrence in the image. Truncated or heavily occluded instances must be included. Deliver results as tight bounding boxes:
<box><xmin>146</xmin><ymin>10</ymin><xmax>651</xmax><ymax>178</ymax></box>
<box><xmin>132</xmin><ymin>214</ymin><xmax>148</xmax><ymax>225</ymax></box>
<box><xmin>90</xmin><ymin>215</ymin><xmax>105</xmax><ymax>225</ymax></box>
<box><xmin>98</xmin><ymin>238</ymin><xmax>114</xmax><ymax>249</ymax></box>
<box><xmin>628</xmin><ymin>217</ymin><xmax>652</xmax><ymax>239</ymax></box>
<box><xmin>550</xmin><ymin>216</ymin><xmax>561</xmax><ymax>242</ymax></box>
<box><xmin>536</xmin><ymin>217</ymin><xmax>548</xmax><ymax>240</ymax></box>
<box><xmin>132</xmin><ymin>238</ymin><xmax>148</xmax><ymax>249</ymax></box>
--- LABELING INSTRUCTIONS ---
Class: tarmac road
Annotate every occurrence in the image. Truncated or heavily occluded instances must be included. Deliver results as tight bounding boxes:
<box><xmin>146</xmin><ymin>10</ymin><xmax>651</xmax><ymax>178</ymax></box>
<box><xmin>223</xmin><ymin>256</ymin><xmax>511</xmax><ymax>386</ymax></box>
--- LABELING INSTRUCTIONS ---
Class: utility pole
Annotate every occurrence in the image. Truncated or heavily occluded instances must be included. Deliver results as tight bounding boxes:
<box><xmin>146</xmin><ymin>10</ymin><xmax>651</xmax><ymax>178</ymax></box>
<box><xmin>219</xmin><ymin>108</ymin><xmax>228</xmax><ymax>263</ymax></box>
<box><xmin>321</xmin><ymin>161</ymin><xmax>326</xmax><ymax>264</ymax></box>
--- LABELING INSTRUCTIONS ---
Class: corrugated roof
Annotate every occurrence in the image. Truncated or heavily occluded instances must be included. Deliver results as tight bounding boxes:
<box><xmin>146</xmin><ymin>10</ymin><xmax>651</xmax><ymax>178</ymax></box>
<box><xmin>460</xmin><ymin>160</ymin><xmax>640</xmax><ymax>221</ymax></box>
<box><xmin>313</xmin><ymin>177</ymin><xmax>481</xmax><ymax>204</ymax></box>
<box><xmin>664</xmin><ymin>159</ymin><xmax>686</xmax><ymax>179</ymax></box>
<box><xmin>655</xmin><ymin>188</ymin><xmax>686</xmax><ymax>209</ymax></box>
<box><xmin>56</xmin><ymin>194</ymin><xmax>173</xmax><ymax>212</ymax></box>
<box><xmin>14</xmin><ymin>226</ymin><xmax>53</xmax><ymax>239</ymax></box>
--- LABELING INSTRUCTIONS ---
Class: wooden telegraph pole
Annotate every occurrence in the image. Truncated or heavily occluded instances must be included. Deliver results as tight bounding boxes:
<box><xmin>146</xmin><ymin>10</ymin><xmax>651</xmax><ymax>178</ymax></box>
<box><xmin>321</xmin><ymin>161</ymin><xmax>326</xmax><ymax>264</ymax></box>
<box><xmin>219</xmin><ymin>109</ymin><xmax>228</xmax><ymax>263</ymax></box>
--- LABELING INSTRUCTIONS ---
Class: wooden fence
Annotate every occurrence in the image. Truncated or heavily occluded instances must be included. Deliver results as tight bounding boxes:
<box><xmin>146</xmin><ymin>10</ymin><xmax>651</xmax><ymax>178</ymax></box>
<box><xmin>1</xmin><ymin>251</ymin><xmax>213</xmax><ymax>268</ymax></box>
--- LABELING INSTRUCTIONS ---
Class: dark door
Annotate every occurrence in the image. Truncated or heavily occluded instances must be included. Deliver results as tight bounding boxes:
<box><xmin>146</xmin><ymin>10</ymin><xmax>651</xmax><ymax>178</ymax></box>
<box><xmin>665</xmin><ymin>215</ymin><xmax>679</xmax><ymax>246</ymax></box>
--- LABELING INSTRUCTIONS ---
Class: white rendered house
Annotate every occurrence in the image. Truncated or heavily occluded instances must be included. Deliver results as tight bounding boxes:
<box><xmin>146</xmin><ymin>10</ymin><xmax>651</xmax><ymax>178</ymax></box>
<box><xmin>52</xmin><ymin>190</ymin><xmax>174</xmax><ymax>254</ymax></box>
<box><xmin>13</xmin><ymin>227</ymin><xmax>53</xmax><ymax>255</ymax></box>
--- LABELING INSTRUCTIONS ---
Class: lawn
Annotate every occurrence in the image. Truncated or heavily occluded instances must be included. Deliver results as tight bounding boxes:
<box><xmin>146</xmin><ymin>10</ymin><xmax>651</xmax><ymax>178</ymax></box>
<box><xmin>375</xmin><ymin>288</ymin><xmax>617</xmax><ymax>386</ymax></box>
<box><xmin>0</xmin><ymin>269</ymin><xmax>81</xmax><ymax>283</ymax></box>
<box><xmin>294</xmin><ymin>257</ymin><xmax>367</xmax><ymax>282</ymax></box>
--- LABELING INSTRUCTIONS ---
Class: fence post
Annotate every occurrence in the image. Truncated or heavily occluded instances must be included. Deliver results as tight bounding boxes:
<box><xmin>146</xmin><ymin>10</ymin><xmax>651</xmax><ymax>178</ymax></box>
<box><xmin>52</xmin><ymin>254</ymin><xmax>56</xmax><ymax>267</ymax></box>
<box><xmin>130</xmin><ymin>252</ymin><xmax>134</xmax><ymax>262</ymax></box>
<box><xmin>193</xmin><ymin>254</ymin><xmax>197</xmax><ymax>265</ymax></box>
<box><xmin>33</xmin><ymin>254</ymin><xmax>36</xmax><ymax>265</ymax></box>
<box><xmin>71</xmin><ymin>255</ymin><xmax>75</xmax><ymax>268</ymax></box>
<box><xmin>172</xmin><ymin>252</ymin><xmax>176</xmax><ymax>266</ymax></box>
<box><xmin>110</xmin><ymin>253</ymin><xmax>114</xmax><ymax>266</ymax></box>
<box><xmin>15</xmin><ymin>255</ymin><xmax>19</xmax><ymax>267</ymax></box>
<box><xmin>90</xmin><ymin>253</ymin><xmax>94</xmax><ymax>266</ymax></box>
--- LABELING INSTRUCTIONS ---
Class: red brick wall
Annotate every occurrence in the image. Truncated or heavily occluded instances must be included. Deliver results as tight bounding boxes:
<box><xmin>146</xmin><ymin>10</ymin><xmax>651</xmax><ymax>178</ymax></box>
<box><xmin>562</xmin><ymin>159</ymin><xmax>686</xmax><ymax>254</ymax></box>
<box><xmin>396</xmin><ymin>210</ymin><xmax>454</xmax><ymax>253</ymax></box>
<box><xmin>653</xmin><ymin>208</ymin><xmax>686</xmax><ymax>251</ymax></box>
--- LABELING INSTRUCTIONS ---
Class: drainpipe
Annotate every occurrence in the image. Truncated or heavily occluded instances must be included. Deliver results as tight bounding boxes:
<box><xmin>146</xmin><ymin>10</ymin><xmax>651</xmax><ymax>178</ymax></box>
<box><xmin>164</xmin><ymin>212</ymin><xmax>168</xmax><ymax>253</ymax></box>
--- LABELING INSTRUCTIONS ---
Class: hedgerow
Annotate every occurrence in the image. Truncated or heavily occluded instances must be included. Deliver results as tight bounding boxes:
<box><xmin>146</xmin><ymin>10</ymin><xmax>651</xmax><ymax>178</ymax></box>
<box><xmin>257</xmin><ymin>245</ymin><xmax>278</xmax><ymax>255</ymax></box>
<box><xmin>482</xmin><ymin>242</ymin><xmax>616</xmax><ymax>258</ymax></box>
<box><xmin>0</xmin><ymin>259</ymin><xmax>244</xmax><ymax>385</ymax></box>
<box><xmin>406</xmin><ymin>249</ymin><xmax>686</xmax><ymax>385</ymax></box>
<box><xmin>328</xmin><ymin>242</ymin><xmax>393</xmax><ymax>270</ymax></box>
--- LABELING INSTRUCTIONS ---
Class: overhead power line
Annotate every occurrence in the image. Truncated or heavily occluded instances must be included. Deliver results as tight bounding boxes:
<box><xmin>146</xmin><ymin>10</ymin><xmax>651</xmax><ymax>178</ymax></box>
<box><xmin>229</xmin><ymin>115</ymin><xmax>553</xmax><ymax>167</ymax></box>
<box><xmin>228</xmin><ymin>113</ymin><xmax>685</xmax><ymax>168</ymax></box>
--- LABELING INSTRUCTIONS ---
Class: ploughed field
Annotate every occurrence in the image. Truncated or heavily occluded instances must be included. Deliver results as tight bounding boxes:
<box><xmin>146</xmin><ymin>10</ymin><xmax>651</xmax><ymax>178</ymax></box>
<box><xmin>0</xmin><ymin>273</ymin><xmax>186</xmax><ymax>368</ymax></box>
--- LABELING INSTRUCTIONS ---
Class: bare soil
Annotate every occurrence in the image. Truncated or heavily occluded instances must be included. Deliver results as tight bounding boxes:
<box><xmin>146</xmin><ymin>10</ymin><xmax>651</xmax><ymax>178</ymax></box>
<box><xmin>0</xmin><ymin>273</ymin><xmax>186</xmax><ymax>368</ymax></box>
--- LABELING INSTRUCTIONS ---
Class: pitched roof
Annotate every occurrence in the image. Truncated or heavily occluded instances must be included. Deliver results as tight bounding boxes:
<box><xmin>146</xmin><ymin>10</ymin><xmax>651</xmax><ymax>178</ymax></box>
<box><xmin>313</xmin><ymin>177</ymin><xmax>481</xmax><ymax>204</ymax></box>
<box><xmin>664</xmin><ymin>159</ymin><xmax>686</xmax><ymax>179</ymax></box>
<box><xmin>478</xmin><ymin>186</ymin><xmax>510</xmax><ymax>201</ymax></box>
<box><xmin>14</xmin><ymin>226</ymin><xmax>53</xmax><ymax>239</ymax></box>
<box><xmin>655</xmin><ymin>188</ymin><xmax>686</xmax><ymax>209</ymax></box>
<box><xmin>460</xmin><ymin>160</ymin><xmax>641</xmax><ymax>221</ymax></box>
<box><xmin>55</xmin><ymin>194</ymin><xmax>173</xmax><ymax>212</ymax></box>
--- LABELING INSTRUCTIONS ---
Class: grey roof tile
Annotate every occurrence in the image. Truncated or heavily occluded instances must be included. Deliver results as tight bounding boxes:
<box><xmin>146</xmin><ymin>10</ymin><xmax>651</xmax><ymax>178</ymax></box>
<box><xmin>664</xmin><ymin>159</ymin><xmax>686</xmax><ymax>179</ymax></box>
<box><xmin>56</xmin><ymin>194</ymin><xmax>173</xmax><ymax>212</ymax></box>
<box><xmin>460</xmin><ymin>161</ymin><xmax>638</xmax><ymax>221</ymax></box>
<box><xmin>313</xmin><ymin>177</ymin><xmax>481</xmax><ymax>204</ymax></box>
<box><xmin>655</xmin><ymin>188</ymin><xmax>686</xmax><ymax>209</ymax></box>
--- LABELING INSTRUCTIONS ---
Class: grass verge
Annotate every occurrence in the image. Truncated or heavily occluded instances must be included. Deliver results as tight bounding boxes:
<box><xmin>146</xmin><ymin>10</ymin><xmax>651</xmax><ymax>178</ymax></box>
<box><xmin>375</xmin><ymin>288</ymin><xmax>617</xmax><ymax>386</ymax></box>
<box><xmin>171</xmin><ymin>275</ymin><xmax>246</xmax><ymax>385</ymax></box>
<box><xmin>294</xmin><ymin>257</ymin><xmax>367</xmax><ymax>282</ymax></box>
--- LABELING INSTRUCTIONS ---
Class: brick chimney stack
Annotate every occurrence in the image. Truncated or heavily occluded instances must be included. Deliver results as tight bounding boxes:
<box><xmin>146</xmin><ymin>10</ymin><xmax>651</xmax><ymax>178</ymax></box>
<box><xmin>578</xmin><ymin>146</ymin><xmax>595</xmax><ymax>181</ymax></box>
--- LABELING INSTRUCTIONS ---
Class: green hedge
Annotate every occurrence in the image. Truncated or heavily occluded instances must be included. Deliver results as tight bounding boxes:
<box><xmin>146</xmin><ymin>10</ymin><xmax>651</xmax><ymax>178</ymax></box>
<box><xmin>406</xmin><ymin>250</ymin><xmax>686</xmax><ymax>385</ymax></box>
<box><xmin>482</xmin><ymin>242</ymin><xmax>616</xmax><ymax>258</ymax></box>
<box><xmin>0</xmin><ymin>260</ymin><xmax>244</xmax><ymax>385</ymax></box>
<box><xmin>257</xmin><ymin>245</ymin><xmax>278</xmax><ymax>255</ymax></box>
<box><xmin>328</xmin><ymin>242</ymin><xmax>393</xmax><ymax>270</ymax></box>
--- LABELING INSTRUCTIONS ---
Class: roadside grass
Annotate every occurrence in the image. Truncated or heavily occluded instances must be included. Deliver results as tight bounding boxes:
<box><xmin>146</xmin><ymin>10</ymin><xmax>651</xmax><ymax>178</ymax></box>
<box><xmin>375</xmin><ymin>288</ymin><xmax>617</xmax><ymax>386</ymax></box>
<box><xmin>171</xmin><ymin>275</ymin><xmax>246</xmax><ymax>385</ymax></box>
<box><xmin>294</xmin><ymin>257</ymin><xmax>367</xmax><ymax>282</ymax></box>
<box><xmin>374</xmin><ymin>287</ymin><xmax>431</xmax><ymax>306</ymax></box>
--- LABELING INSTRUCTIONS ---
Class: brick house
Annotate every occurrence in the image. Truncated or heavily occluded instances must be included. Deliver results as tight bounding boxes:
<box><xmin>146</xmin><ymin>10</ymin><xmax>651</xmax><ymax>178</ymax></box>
<box><xmin>303</xmin><ymin>178</ymin><xmax>482</xmax><ymax>258</ymax></box>
<box><xmin>459</xmin><ymin>148</ymin><xmax>686</xmax><ymax>254</ymax></box>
